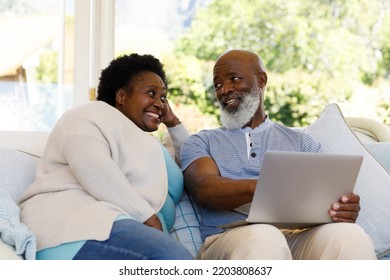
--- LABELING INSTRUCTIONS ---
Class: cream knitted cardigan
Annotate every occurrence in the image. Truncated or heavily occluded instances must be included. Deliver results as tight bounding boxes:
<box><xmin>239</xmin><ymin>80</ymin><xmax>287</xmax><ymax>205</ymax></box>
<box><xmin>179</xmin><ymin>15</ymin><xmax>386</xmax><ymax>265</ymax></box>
<box><xmin>19</xmin><ymin>101</ymin><xmax>187</xmax><ymax>251</ymax></box>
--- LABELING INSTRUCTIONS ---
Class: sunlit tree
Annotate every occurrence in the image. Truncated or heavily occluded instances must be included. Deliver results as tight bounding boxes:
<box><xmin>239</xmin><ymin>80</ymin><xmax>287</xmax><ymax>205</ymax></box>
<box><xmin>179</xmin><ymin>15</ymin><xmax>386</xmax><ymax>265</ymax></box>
<box><xmin>170</xmin><ymin>0</ymin><xmax>390</xmax><ymax>126</ymax></box>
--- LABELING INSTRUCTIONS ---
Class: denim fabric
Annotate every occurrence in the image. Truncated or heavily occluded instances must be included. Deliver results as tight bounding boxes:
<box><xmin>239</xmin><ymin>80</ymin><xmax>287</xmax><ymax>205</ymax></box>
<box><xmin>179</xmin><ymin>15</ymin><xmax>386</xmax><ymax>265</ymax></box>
<box><xmin>73</xmin><ymin>219</ymin><xmax>193</xmax><ymax>260</ymax></box>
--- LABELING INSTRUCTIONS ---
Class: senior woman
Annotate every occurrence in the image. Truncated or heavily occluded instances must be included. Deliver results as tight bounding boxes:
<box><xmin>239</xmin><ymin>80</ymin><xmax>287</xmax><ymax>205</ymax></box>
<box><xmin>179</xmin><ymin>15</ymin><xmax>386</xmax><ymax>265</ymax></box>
<box><xmin>18</xmin><ymin>53</ymin><xmax>193</xmax><ymax>260</ymax></box>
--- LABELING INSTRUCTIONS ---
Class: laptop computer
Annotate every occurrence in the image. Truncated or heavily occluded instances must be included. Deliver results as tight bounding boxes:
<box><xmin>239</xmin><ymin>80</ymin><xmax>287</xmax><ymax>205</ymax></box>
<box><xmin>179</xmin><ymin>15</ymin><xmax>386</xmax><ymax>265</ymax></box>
<box><xmin>220</xmin><ymin>150</ymin><xmax>363</xmax><ymax>229</ymax></box>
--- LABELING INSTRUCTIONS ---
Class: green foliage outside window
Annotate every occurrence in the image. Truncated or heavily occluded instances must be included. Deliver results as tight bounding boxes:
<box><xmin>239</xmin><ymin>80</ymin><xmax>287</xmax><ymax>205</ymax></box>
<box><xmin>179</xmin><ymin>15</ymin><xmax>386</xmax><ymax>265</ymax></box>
<box><xmin>168</xmin><ymin>0</ymin><xmax>390</xmax><ymax>126</ymax></box>
<box><xmin>32</xmin><ymin>0</ymin><xmax>390</xmax><ymax>128</ymax></box>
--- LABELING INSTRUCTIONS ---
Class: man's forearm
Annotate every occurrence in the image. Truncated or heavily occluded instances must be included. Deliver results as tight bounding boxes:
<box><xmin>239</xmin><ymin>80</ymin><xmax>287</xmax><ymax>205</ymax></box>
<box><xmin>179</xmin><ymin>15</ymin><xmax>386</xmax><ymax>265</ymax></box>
<box><xmin>186</xmin><ymin>175</ymin><xmax>256</xmax><ymax>210</ymax></box>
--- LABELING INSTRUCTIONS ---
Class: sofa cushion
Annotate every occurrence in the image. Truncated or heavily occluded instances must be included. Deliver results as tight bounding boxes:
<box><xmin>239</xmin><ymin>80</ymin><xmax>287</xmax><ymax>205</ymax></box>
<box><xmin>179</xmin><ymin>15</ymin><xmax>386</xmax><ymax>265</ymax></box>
<box><xmin>0</xmin><ymin>237</ymin><xmax>24</xmax><ymax>260</ymax></box>
<box><xmin>304</xmin><ymin>103</ymin><xmax>390</xmax><ymax>258</ymax></box>
<box><xmin>0</xmin><ymin>148</ymin><xmax>39</xmax><ymax>203</ymax></box>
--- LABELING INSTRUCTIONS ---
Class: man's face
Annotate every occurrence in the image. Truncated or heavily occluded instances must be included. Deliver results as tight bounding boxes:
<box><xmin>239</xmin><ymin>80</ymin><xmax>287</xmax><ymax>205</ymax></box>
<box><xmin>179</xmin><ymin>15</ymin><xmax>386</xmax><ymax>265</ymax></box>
<box><xmin>219</xmin><ymin>86</ymin><xmax>261</xmax><ymax>130</ymax></box>
<box><xmin>213</xmin><ymin>57</ymin><xmax>263</xmax><ymax>129</ymax></box>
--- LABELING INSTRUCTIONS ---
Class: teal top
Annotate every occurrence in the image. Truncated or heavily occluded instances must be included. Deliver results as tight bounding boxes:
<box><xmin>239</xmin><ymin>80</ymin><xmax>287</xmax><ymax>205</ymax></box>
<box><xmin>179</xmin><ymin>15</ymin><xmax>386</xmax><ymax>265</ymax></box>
<box><xmin>156</xmin><ymin>142</ymin><xmax>183</xmax><ymax>232</ymax></box>
<box><xmin>36</xmin><ymin>143</ymin><xmax>183</xmax><ymax>260</ymax></box>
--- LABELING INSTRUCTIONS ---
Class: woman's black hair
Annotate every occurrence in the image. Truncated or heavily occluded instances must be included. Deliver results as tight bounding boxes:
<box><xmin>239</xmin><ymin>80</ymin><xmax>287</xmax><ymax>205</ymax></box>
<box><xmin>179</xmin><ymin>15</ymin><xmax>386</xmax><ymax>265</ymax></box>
<box><xmin>96</xmin><ymin>53</ymin><xmax>168</xmax><ymax>106</ymax></box>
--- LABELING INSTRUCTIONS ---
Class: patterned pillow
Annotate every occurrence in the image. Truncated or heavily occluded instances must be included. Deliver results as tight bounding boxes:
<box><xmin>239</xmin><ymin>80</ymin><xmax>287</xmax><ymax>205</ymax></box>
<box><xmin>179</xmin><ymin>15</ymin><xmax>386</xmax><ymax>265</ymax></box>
<box><xmin>170</xmin><ymin>190</ymin><xmax>202</xmax><ymax>258</ymax></box>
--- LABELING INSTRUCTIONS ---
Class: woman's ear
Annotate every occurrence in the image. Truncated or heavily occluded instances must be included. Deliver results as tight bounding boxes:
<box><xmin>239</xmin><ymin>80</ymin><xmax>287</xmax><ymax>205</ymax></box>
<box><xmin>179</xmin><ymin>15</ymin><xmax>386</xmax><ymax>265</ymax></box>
<box><xmin>257</xmin><ymin>71</ymin><xmax>267</xmax><ymax>88</ymax></box>
<box><xmin>115</xmin><ymin>89</ymin><xmax>125</xmax><ymax>105</ymax></box>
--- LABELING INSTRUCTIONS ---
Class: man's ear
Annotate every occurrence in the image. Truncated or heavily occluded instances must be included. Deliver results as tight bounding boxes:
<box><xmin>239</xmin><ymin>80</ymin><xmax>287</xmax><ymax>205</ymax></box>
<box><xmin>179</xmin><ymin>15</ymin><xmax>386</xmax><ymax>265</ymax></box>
<box><xmin>115</xmin><ymin>89</ymin><xmax>125</xmax><ymax>105</ymax></box>
<box><xmin>257</xmin><ymin>71</ymin><xmax>267</xmax><ymax>88</ymax></box>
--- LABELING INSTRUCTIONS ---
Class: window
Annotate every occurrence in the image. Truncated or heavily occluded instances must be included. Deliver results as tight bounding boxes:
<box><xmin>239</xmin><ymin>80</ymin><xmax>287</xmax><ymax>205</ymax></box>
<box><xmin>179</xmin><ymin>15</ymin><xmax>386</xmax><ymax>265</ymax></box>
<box><xmin>0</xmin><ymin>0</ymin><xmax>76</xmax><ymax>131</ymax></box>
<box><xmin>0</xmin><ymin>0</ymin><xmax>212</xmax><ymax>132</ymax></box>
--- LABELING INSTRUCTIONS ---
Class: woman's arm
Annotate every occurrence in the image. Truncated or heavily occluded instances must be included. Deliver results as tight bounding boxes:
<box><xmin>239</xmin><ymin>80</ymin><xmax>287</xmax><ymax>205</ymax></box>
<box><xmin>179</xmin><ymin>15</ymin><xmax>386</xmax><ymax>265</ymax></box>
<box><xmin>160</xmin><ymin>99</ymin><xmax>190</xmax><ymax>165</ymax></box>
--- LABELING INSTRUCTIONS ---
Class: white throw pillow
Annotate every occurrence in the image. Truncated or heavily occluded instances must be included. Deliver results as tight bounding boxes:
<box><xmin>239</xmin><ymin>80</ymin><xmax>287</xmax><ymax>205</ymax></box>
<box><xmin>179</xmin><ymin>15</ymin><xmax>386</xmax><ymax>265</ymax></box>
<box><xmin>0</xmin><ymin>148</ymin><xmax>39</xmax><ymax>202</ymax></box>
<box><xmin>304</xmin><ymin>103</ymin><xmax>390</xmax><ymax>258</ymax></box>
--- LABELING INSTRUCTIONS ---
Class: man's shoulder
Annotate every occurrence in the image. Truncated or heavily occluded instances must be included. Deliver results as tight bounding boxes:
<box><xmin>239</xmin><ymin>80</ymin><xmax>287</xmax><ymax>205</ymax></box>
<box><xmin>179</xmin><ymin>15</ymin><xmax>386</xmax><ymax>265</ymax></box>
<box><xmin>267</xmin><ymin>121</ymin><xmax>321</xmax><ymax>152</ymax></box>
<box><xmin>268</xmin><ymin>121</ymin><xmax>318</xmax><ymax>141</ymax></box>
<box><xmin>183</xmin><ymin>127</ymin><xmax>233</xmax><ymax>149</ymax></box>
<box><xmin>269</xmin><ymin>121</ymin><xmax>304</xmax><ymax>134</ymax></box>
<box><xmin>188</xmin><ymin>126</ymin><xmax>227</xmax><ymax>138</ymax></box>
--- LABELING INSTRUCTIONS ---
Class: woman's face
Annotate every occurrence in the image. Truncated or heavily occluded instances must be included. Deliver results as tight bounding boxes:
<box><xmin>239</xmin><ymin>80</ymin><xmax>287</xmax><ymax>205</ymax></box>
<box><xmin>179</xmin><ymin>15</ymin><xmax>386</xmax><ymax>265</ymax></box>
<box><xmin>116</xmin><ymin>71</ymin><xmax>167</xmax><ymax>132</ymax></box>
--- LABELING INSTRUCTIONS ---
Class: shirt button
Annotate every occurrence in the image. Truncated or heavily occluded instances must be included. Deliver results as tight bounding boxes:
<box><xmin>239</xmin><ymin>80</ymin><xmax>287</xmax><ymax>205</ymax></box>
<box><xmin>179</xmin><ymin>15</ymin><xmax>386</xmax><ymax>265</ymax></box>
<box><xmin>250</xmin><ymin>152</ymin><xmax>256</xmax><ymax>158</ymax></box>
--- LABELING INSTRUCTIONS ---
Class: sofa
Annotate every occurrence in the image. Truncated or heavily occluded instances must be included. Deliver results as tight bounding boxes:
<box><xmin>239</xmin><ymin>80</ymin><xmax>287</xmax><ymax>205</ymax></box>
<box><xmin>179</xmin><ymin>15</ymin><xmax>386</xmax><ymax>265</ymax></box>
<box><xmin>1</xmin><ymin>103</ymin><xmax>390</xmax><ymax>260</ymax></box>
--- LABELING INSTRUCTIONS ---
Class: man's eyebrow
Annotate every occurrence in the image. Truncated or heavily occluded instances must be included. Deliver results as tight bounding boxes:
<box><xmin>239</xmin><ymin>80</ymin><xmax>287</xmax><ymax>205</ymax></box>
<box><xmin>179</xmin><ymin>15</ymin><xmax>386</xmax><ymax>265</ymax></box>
<box><xmin>223</xmin><ymin>71</ymin><xmax>240</xmax><ymax>77</ymax></box>
<box><xmin>214</xmin><ymin>71</ymin><xmax>239</xmax><ymax>81</ymax></box>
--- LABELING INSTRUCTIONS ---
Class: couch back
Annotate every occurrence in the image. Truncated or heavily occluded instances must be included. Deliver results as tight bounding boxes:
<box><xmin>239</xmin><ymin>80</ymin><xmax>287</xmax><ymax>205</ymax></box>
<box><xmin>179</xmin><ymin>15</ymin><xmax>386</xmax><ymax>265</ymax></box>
<box><xmin>0</xmin><ymin>125</ymin><xmax>379</xmax><ymax>157</ymax></box>
<box><xmin>0</xmin><ymin>131</ymin><xmax>49</xmax><ymax>157</ymax></box>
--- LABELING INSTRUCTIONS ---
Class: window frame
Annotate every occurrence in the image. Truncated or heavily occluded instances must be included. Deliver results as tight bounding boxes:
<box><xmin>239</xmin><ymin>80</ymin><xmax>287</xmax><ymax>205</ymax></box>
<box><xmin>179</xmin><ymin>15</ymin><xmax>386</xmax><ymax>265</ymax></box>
<box><xmin>73</xmin><ymin>0</ymin><xmax>114</xmax><ymax>106</ymax></box>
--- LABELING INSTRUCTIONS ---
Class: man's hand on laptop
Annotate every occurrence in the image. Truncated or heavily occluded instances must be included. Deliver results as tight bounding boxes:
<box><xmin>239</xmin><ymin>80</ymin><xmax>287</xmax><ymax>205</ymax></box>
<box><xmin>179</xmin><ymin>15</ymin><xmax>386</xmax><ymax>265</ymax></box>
<box><xmin>329</xmin><ymin>193</ymin><xmax>361</xmax><ymax>223</ymax></box>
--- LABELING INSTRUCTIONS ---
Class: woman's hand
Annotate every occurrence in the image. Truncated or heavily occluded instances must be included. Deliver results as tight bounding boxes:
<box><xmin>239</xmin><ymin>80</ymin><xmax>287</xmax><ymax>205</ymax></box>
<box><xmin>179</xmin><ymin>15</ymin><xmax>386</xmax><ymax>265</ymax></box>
<box><xmin>329</xmin><ymin>193</ymin><xmax>361</xmax><ymax>223</ymax></box>
<box><xmin>143</xmin><ymin>214</ymin><xmax>163</xmax><ymax>231</ymax></box>
<box><xmin>160</xmin><ymin>99</ymin><xmax>181</xmax><ymax>128</ymax></box>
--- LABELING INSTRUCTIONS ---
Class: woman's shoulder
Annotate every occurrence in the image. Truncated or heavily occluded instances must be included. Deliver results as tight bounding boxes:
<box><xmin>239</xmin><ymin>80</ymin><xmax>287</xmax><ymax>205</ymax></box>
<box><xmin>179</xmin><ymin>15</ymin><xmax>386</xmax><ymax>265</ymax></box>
<box><xmin>54</xmin><ymin>101</ymin><xmax>134</xmax><ymax>136</ymax></box>
<box><xmin>61</xmin><ymin>101</ymin><xmax>126</xmax><ymax>124</ymax></box>
<box><xmin>63</xmin><ymin>101</ymin><xmax>115</xmax><ymax>116</ymax></box>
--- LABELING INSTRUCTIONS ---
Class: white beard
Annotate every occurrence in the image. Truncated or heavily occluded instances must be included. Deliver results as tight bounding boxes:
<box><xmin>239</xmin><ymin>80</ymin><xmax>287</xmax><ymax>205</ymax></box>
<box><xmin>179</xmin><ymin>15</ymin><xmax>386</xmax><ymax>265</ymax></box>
<box><xmin>219</xmin><ymin>87</ymin><xmax>261</xmax><ymax>130</ymax></box>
